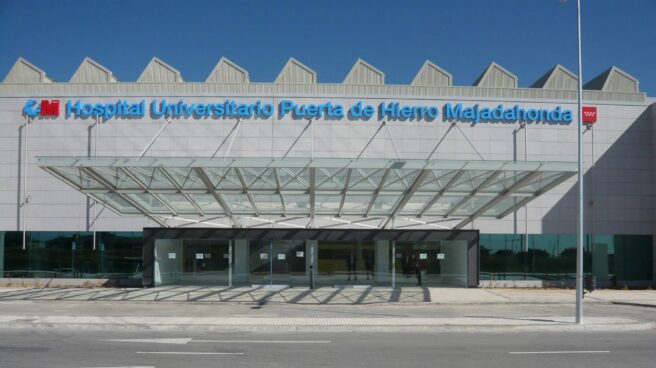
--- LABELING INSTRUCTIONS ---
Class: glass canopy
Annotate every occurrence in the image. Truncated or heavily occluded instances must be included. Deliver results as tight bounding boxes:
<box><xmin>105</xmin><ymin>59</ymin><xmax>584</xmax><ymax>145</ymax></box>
<box><xmin>38</xmin><ymin>156</ymin><xmax>577</xmax><ymax>229</ymax></box>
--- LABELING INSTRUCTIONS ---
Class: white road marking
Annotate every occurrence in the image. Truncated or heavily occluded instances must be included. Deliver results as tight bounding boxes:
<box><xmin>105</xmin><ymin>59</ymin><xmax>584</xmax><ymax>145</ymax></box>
<box><xmin>509</xmin><ymin>350</ymin><xmax>610</xmax><ymax>354</ymax></box>
<box><xmin>103</xmin><ymin>338</ymin><xmax>192</xmax><ymax>345</ymax></box>
<box><xmin>82</xmin><ymin>366</ymin><xmax>155</xmax><ymax>368</ymax></box>
<box><xmin>136</xmin><ymin>352</ymin><xmax>243</xmax><ymax>355</ymax></box>
<box><xmin>193</xmin><ymin>340</ymin><xmax>331</xmax><ymax>344</ymax></box>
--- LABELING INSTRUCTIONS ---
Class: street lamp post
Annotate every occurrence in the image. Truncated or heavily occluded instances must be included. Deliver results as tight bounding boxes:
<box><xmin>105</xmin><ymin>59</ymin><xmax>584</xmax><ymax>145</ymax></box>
<box><xmin>574</xmin><ymin>0</ymin><xmax>585</xmax><ymax>325</ymax></box>
<box><xmin>560</xmin><ymin>0</ymin><xmax>584</xmax><ymax>324</ymax></box>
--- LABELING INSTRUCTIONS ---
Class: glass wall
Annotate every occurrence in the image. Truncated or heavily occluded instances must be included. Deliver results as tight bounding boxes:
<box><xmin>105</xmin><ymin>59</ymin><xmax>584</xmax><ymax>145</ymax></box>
<box><xmin>154</xmin><ymin>237</ymin><xmax>471</xmax><ymax>287</ymax></box>
<box><xmin>2</xmin><ymin>231</ymin><xmax>28</xmax><ymax>277</ymax></box>
<box><xmin>179</xmin><ymin>240</ymin><xmax>231</xmax><ymax>284</ymax></box>
<box><xmin>96</xmin><ymin>232</ymin><xmax>144</xmax><ymax>279</ymax></box>
<box><xmin>393</xmin><ymin>240</ymin><xmax>468</xmax><ymax>287</ymax></box>
<box><xmin>247</xmin><ymin>240</ymin><xmax>271</xmax><ymax>285</ymax></box>
<box><xmin>480</xmin><ymin>233</ymin><xmax>654</xmax><ymax>283</ymax></box>
<box><xmin>592</xmin><ymin>234</ymin><xmax>653</xmax><ymax>283</ymax></box>
<box><xmin>1</xmin><ymin>231</ymin><xmax>143</xmax><ymax>280</ymax></box>
<box><xmin>154</xmin><ymin>239</ymin><xmax>231</xmax><ymax>285</ymax></box>
<box><xmin>154</xmin><ymin>239</ymin><xmax>311</xmax><ymax>286</ymax></box>
<box><xmin>248</xmin><ymin>240</ymin><xmax>307</xmax><ymax>286</ymax></box>
<box><xmin>317</xmin><ymin>240</ymin><xmax>378</xmax><ymax>286</ymax></box>
<box><xmin>271</xmin><ymin>240</ymin><xmax>307</xmax><ymax>285</ymax></box>
<box><xmin>3</xmin><ymin>230</ymin><xmax>652</xmax><ymax>287</ymax></box>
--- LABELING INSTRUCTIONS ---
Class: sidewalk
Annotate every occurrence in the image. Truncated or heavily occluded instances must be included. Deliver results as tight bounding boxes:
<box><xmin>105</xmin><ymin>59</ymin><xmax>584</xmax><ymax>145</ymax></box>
<box><xmin>0</xmin><ymin>286</ymin><xmax>654</xmax><ymax>306</ymax></box>
<box><xmin>0</xmin><ymin>286</ymin><xmax>654</xmax><ymax>332</ymax></box>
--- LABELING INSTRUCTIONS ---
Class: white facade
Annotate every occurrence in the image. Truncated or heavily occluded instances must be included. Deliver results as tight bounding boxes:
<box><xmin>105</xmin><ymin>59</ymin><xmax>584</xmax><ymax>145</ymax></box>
<box><xmin>0</xmin><ymin>58</ymin><xmax>654</xmax><ymax>242</ymax></box>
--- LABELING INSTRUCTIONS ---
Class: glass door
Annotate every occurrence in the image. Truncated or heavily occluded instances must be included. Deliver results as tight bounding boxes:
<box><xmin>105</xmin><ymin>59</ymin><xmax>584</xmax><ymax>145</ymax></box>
<box><xmin>178</xmin><ymin>240</ymin><xmax>231</xmax><ymax>285</ymax></box>
<box><xmin>248</xmin><ymin>240</ymin><xmax>307</xmax><ymax>286</ymax></box>
<box><xmin>248</xmin><ymin>240</ymin><xmax>271</xmax><ymax>285</ymax></box>
<box><xmin>271</xmin><ymin>240</ymin><xmax>306</xmax><ymax>286</ymax></box>
<box><xmin>392</xmin><ymin>240</ymin><xmax>467</xmax><ymax>287</ymax></box>
<box><xmin>393</xmin><ymin>241</ymin><xmax>441</xmax><ymax>287</ymax></box>
<box><xmin>317</xmin><ymin>241</ymin><xmax>377</xmax><ymax>286</ymax></box>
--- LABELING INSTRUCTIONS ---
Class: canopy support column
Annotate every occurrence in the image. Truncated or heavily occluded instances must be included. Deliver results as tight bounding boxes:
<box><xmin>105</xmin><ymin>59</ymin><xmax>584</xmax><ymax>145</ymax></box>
<box><xmin>158</xmin><ymin>167</ymin><xmax>206</xmax><ymax>216</ymax></box>
<box><xmin>444</xmin><ymin>170</ymin><xmax>502</xmax><ymax>218</ymax></box>
<box><xmin>365</xmin><ymin>169</ymin><xmax>390</xmax><ymax>217</ymax></box>
<box><xmin>308</xmin><ymin>168</ymin><xmax>316</xmax><ymax>227</ymax></box>
<box><xmin>79</xmin><ymin>167</ymin><xmax>169</xmax><ymax>227</ymax></box>
<box><xmin>454</xmin><ymin>170</ymin><xmax>541</xmax><ymax>230</ymax></box>
<box><xmin>417</xmin><ymin>168</ymin><xmax>465</xmax><ymax>217</ymax></box>
<box><xmin>337</xmin><ymin>169</ymin><xmax>352</xmax><ymax>217</ymax></box>
<box><xmin>194</xmin><ymin>167</ymin><xmax>242</xmax><ymax>228</ymax></box>
<box><xmin>382</xmin><ymin>169</ymin><xmax>430</xmax><ymax>229</ymax></box>
<box><xmin>496</xmin><ymin>172</ymin><xmax>577</xmax><ymax>219</ymax></box>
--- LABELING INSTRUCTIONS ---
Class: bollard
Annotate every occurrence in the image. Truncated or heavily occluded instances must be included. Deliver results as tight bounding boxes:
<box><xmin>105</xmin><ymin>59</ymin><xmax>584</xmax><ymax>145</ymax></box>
<box><xmin>585</xmin><ymin>275</ymin><xmax>596</xmax><ymax>293</ymax></box>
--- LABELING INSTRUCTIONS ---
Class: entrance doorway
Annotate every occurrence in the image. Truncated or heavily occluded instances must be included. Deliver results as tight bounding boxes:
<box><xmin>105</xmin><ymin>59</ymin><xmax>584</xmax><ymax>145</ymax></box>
<box><xmin>147</xmin><ymin>229</ymin><xmax>479</xmax><ymax>288</ymax></box>
<box><xmin>248</xmin><ymin>240</ymin><xmax>307</xmax><ymax>286</ymax></box>
<box><xmin>181</xmin><ymin>240</ymin><xmax>231</xmax><ymax>284</ymax></box>
<box><xmin>393</xmin><ymin>240</ymin><xmax>468</xmax><ymax>287</ymax></box>
<box><xmin>153</xmin><ymin>239</ymin><xmax>231</xmax><ymax>285</ymax></box>
<box><xmin>317</xmin><ymin>241</ymin><xmax>379</xmax><ymax>286</ymax></box>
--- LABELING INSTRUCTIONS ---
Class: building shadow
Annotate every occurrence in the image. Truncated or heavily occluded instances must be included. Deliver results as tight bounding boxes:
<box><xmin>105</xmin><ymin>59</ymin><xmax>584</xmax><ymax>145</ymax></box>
<box><xmin>539</xmin><ymin>105</ymin><xmax>655</xmax><ymax>286</ymax></box>
<box><xmin>542</xmin><ymin>107</ymin><xmax>654</xmax><ymax>235</ymax></box>
<box><xmin>0</xmin><ymin>286</ymin><xmax>438</xmax><ymax>305</ymax></box>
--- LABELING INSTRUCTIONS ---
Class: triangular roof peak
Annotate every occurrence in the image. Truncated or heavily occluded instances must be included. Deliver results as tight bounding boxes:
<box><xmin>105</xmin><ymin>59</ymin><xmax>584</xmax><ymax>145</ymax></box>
<box><xmin>411</xmin><ymin>60</ymin><xmax>452</xmax><ymax>87</ymax></box>
<box><xmin>137</xmin><ymin>57</ymin><xmax>184</xmax><ymax>83</ymax></box>
<box><xmin>552</xmin><ymin>64</ymin><xmax>577</xmax><ymax>78</ymax></box>
<box><xmin>343</xmin><ymin>59</ymin><xmax>384</xmax><ymax>85</ymax></box>
<box><xmin>473</xmin><ymin>61</ymin><xmax>517</xmax><ymax>88</ymax></box>
<box><xmin>584</xmin><ymin>66</ymin><xmax>639</xmax><ymax>93</ymax></box>
<box><xmin>274</xmin><ymin>57</ymin><xmax>317</xmax><ymax>84</ymax></box>
<box><xmin>530</xmin><ymin>64</ymin><xmax>577</xmax><ymax>90</ymax></box>
<box><xmin>3</xmin><ymin>57</ymin><xmax>54</xmax><ymax>84</ymax></box>
<box><xmin>206</xmin><ymin>57</ymin><xmax>249</xmax><ymax>83</ymax></box>
<box><xmin>70</xmin><ymin>57</ymin><xmax>118</xmax><ymax>83</ymax></box>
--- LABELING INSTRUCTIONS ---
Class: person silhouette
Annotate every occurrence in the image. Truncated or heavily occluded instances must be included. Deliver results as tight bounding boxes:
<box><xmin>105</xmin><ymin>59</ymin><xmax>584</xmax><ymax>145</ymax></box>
<box><xmin>414</xmin><ymin>254</ymin><xmax>422</xmax><ymax>286</ymax></box>
<box><xmin>364</xmin><ymin>251</ymin><xmax>374</xmax><ymax>280</ymax></box>
<box><xmin>345</xmin><ymin>251</ymin><xmax>357</xmax><ymax>281</ymax></box>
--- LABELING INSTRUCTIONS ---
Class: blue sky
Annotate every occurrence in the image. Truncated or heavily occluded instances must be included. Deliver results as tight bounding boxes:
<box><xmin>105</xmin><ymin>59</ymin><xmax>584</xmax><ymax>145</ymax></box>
<box><xmin>1</xmin><ymin>0</ymin><xmax>654</xmax><ymax>95</ymax></box>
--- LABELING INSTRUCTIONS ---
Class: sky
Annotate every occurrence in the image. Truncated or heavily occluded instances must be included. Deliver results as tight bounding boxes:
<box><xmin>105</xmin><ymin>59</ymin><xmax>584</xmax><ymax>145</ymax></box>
<box><xmin>0</xmin><ymin>0</ymin><xmax>654</xmax><ymax>95</ymax></box>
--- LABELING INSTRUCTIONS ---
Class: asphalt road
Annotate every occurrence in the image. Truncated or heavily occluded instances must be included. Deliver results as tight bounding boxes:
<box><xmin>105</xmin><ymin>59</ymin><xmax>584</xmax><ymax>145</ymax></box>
<box><xmin>1</xmin><ymin>328</ymin><xmax>655</xmax><ymax>368</ymax></box>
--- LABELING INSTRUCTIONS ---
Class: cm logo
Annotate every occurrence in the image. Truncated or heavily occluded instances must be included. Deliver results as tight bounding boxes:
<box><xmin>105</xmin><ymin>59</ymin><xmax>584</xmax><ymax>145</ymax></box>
<box><xmin>23</xmin><ymin>99</ymin><xmax>60</xmax><ymax>117</ymax></box>
<box><xmin>582</xmin><ymin>106</ymin><xmax>597</xmax><ymax>124</ymax></box>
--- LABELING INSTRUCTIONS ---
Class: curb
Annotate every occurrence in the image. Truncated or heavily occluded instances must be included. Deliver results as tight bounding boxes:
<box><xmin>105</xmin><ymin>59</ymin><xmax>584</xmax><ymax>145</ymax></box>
<box><xmin>0</xmin><ymin>321</ymin><xmax>653</xmax><ymax>333</ymax></box>
<box><xmin>611</xmin><ymin>301</ymin><xmax>656</xmax><ymax>309</ymax></box>
<box><xmin>1</xmin><ymin>322</ymin><xmax>653</xmax><ymax>333</ymax></box>
<box><xmin>0</xmin><ymin>298</ymin><xmax>623</xmax><ymax>307</ymax></box>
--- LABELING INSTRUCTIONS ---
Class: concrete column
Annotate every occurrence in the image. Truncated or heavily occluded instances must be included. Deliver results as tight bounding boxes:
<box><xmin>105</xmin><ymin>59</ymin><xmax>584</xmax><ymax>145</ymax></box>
<box><xmin>441</xmin><ymin>240</ymin><xmax>468</xmax><ymax>287</ymax></box>
<box><xmin>302</xmin><ymin>240</ymin><xmax>317</xmax><ymax>287</ymax></box>
<box><xmin>153</xmin><ymin>239</ymin><xmax>183</xmax><ymax>286</ymax></box>
<box><xmin>592</xmin><ymin>243</ymin><xmax>609</xmax><ymax>282</ymax></box>
<box><xmin>305</xmin><ymin>240</ymin><xmax>317</xmax><ymax>276</ymax></box>
<box><xmin>0</xmin><ymin>232</ymin><xmax>4</xmax><ymax>277</ymax></box>
<box><xmin>233</xmin><ymin>239</ymin><xmax>249</xmax><ymax>284</ymax></box>
<box><xmin>375</xmin><ymin>240</ymin><xmax>390</xmax><ymax>283</ymax></box>
<box><xmin>652</xmin><ymin>237</ymin><xmax>656</xmax><ymax>282</ymax></box>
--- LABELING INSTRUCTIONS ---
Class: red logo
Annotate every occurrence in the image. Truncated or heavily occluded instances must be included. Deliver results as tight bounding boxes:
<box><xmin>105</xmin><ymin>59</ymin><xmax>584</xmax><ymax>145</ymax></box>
<box><xmin>582</xmin><ymin>106</ymin><xmax>597</xmax><ymax>124</ymax></box>
<box><xmin>40</xmin><ymin>100</ymin><xmax>60</xmax><ymax>117</ymax></box>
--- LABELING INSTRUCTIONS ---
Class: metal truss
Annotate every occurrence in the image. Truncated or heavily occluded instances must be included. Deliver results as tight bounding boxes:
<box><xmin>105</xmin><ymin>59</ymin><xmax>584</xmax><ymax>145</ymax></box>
<box><xmin>39</xmin><ymin>156</ymin><xmax>577</xmax><ymax>230</ymax></box>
